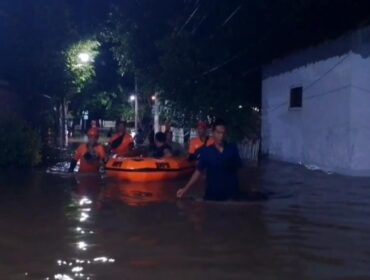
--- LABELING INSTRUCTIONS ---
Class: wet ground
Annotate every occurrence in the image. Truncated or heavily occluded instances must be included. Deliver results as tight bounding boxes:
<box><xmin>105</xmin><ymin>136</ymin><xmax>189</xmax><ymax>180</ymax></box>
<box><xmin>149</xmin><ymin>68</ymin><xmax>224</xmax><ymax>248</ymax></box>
<box><xmin>1</xmin><ymin>160</ymin><xmax>370</xmax><ymax>280</ymax></box>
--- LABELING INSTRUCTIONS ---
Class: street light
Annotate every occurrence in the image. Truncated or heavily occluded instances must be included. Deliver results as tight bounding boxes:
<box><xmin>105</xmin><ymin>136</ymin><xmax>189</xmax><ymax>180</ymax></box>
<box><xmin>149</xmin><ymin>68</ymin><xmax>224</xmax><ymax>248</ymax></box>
<box><xmin>78</xmin><ymin>52</ymin><xmax>90</xmax><ymax>64</ymax></box>
<box><xmin>130</xmin><ymin>95</ymin><xmax>136</xmax><ymax>102</ymax></box>
<box><xmin>151</xmin><ymin>95</ymin><xmax>156</xmax><ymax>101</ymax></box>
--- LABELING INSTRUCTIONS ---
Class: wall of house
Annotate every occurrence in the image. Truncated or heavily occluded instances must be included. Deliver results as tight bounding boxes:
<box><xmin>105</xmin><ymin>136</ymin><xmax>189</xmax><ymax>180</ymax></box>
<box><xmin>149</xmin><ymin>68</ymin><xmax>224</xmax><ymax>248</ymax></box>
<box><xmin>348</xmin><ymin>28</ymin><xmax>370</xmax><ymax>175</ymax></box>
<box><xmin>261</xmin><ymin>33</ymin><xmax>355</xmax><ymax>174</ymax></box>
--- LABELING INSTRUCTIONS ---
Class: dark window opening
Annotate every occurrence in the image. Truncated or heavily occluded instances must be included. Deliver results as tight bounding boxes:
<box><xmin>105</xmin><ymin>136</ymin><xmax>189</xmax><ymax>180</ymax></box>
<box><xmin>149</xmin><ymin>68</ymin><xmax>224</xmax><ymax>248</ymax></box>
<box><xmin>290</xmin><ymin>86</ymin><xmax>302</xmax><ymax>108</ymax></box>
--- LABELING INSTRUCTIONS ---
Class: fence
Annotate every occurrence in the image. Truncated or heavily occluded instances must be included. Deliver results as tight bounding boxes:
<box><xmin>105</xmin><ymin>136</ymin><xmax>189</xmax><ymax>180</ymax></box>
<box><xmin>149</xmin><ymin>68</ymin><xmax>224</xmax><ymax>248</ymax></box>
<box><xmin>237</xmin><ymin>139</ymin><xmax>260</xmax><ymax>161</ymax></box>
<box><xmin>170</xmin><ymin>126</ymin><xmax>260</xmax><ymax>161</ymax></box>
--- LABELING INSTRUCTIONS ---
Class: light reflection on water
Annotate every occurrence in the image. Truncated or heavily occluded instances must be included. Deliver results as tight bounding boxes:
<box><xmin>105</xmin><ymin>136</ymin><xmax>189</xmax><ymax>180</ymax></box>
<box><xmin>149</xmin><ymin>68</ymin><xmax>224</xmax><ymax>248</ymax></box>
<box><xmin>45</xmin><ymin>177</ymin><xmax>116</xmax><ymax>280</ymax></box>
<box><xmin>1</xmin><ymin>161</ymin><xmax>370</xmax><ymax>279</ymax></box>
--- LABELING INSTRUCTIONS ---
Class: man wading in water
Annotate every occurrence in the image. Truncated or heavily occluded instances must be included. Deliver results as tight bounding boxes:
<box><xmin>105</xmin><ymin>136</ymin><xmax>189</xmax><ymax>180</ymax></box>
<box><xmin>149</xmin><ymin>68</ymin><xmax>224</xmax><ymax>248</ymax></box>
<box><xmin>177</xmin><ymin>119</ymin><xmax>243</xmax><ymax>201</ymax></box>
<box><xmin>69</xmin><ymin>128</ymin><xmax>106</xmax><ymax>173</ymax></box>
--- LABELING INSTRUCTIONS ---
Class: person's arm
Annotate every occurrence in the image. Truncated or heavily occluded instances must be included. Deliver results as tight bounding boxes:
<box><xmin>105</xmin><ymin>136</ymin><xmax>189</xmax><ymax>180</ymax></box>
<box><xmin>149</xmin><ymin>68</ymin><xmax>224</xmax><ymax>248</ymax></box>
<box><xmin>99</xmin><ymin>147</ymin><xmax>108</xmax><ymax>170</ymax></box>
<box><xmin>188</xmin><ymin>139</ymin><xmax>196</xmax><ymax>160</ymax></box>
<box><xmin>69</xmin><ymin>146</ymin><xmax>81</xmax><ymax>173</ymax></box>
<box><xmin>176</xmin><ymin>169</ymin><xmax>202</xmax><ymax>198</ymax></box>
<box><xmin>68</xmin><ymin>159</ymin><xmax>77</xmax><ymax>173</ymax></box>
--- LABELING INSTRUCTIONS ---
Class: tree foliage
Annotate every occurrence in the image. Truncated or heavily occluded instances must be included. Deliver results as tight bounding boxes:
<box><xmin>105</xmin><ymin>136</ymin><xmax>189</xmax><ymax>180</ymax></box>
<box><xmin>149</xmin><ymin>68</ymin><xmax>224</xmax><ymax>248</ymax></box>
<box><xmin>0</xmin><ymin>115</ymin><xmax>41</xmax><ymax>168</ymax></box>
<box><xmin>66</xmin><ymin>39</ymin><xmax>100</xmax><ymax>94</ymax></box>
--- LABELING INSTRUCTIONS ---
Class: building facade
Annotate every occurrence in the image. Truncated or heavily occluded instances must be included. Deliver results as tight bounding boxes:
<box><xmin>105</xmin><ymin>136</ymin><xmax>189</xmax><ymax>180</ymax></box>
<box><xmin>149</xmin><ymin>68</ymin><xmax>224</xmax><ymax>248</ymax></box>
<box><xmin>262</xmin><ymin>26</ymin><xmax>370</xmax><ymax>176</ymax></box>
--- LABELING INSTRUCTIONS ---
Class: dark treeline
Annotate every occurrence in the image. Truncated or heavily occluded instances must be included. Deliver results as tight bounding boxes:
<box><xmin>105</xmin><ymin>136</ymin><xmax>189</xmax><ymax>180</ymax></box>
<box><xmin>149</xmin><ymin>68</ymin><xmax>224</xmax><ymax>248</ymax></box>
<box><xmin>0</xmin><ymin>0</ymin><xmax>369</xmax><ymax>159</ymax></box>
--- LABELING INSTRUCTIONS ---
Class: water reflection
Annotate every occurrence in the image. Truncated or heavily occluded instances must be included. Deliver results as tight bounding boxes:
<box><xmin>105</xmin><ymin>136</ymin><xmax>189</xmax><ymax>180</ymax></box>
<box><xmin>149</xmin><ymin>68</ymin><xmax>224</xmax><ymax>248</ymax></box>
<box><xmin>42</xmin><ymin>174</ymin><xmax>117</xmax><ymax>280</ymax></box>
<box><xmin>3</xmin><ymin>161</ymin><xmax>370</xmax><ymax>279</ymax></box>
<box><xmin>101</xmin><ymin>180</ymin><xmax>181</xmax><ymax>207</ymax></box>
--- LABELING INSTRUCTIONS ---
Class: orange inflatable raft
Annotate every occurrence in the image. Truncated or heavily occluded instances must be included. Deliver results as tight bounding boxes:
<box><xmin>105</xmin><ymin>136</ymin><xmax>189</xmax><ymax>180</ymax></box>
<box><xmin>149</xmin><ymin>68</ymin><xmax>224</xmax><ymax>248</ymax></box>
<box><xmin>105</xmin><ymin>156</ymin><xmax>195</xmax><ymax>182</ymax></box>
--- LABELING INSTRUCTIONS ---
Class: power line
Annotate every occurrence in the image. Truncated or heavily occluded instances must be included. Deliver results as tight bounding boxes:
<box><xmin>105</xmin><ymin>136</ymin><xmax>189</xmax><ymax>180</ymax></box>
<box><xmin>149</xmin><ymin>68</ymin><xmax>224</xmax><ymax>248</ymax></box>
<box><xmin>222</xmin><ymin>4</ymin><xmax>242</xmax><ymax>26</ymax></box>
<box><xmin>177</xmin><ymin>5</ymin><xmax>200</xmax><ymax>35</ymax></box>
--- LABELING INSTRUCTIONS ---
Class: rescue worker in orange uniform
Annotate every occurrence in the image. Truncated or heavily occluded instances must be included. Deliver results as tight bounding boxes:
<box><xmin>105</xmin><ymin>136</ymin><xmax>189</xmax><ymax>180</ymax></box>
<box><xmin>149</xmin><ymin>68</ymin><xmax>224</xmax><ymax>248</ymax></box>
<box><xmin>188</xmin><ymin>121</ymin><xmax>214</xmax><ymax>161</ymax></box>
<box><xmin>68</xmin><ymin>128</ymin><xmax>106</xmax><ymax>173</ymax></box>
<box><xmin>108</xmin><ymin>121</ymin><xmax>134</xmax><ymax>155</ymax></box>
<box><xmin>88</xmin><ymin>120</ymin><xmax>99</xmax><ymax>135</ymax></box>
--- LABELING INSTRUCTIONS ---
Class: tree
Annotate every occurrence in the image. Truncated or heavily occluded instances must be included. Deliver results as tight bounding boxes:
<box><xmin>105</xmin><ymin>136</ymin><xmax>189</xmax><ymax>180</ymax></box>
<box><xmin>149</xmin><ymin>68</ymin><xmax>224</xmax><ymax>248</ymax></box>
<box><xmin>0</xmin><ymin>0</ymin><xmax>78</xmax><ymax>144</ymax></box>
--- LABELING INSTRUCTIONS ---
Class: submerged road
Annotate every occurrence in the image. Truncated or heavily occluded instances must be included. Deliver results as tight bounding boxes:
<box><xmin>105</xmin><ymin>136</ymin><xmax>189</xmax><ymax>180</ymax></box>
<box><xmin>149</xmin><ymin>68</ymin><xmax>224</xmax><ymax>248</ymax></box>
<box><xmin>0</xmin><ymin>160</ymin><xmax>370</xmax><ymax>279</ymax></box>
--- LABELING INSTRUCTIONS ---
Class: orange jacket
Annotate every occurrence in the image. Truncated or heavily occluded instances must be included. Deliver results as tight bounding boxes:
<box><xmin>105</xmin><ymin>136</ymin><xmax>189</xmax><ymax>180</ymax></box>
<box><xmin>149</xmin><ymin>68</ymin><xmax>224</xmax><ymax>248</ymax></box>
<box><xmin>74</xmin><ymin>143</ymin><xmax>106</xmax><ymax>173</ymax></box>
<box><xmin>188</xmin><ymin>136</ymin><xmax>215</xmax><ymax>155</ymax></box>
<box><xmin>109</xmin><ymin>133</ymin><xmax>134</xmax><ymax>155</ymax></box>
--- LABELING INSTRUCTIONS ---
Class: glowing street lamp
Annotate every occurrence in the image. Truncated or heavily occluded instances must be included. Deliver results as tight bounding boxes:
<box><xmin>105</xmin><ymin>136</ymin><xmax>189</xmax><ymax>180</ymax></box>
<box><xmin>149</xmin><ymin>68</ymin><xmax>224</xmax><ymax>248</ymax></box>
<box><xmin>78</xmin><ymin>52</ymin><xmax>91</xmax><ymax>64</ymax></box>
<box><xmin>129</xmin><ymin>95</ymin><xmax>136</xmax><ymax>102</ymax></box>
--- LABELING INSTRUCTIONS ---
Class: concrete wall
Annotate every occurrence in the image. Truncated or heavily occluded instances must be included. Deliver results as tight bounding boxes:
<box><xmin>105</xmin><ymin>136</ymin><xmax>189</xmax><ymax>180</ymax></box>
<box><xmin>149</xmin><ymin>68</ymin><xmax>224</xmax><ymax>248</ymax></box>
<box><xmin>348</xmin><ymin>28</ymin><xmax>370</xmax><ymax>175</ymax></box>
<box><xmin>262</xmin><ymin>30</ymin><xmax>359</xmax><ymax>175</ymax></box>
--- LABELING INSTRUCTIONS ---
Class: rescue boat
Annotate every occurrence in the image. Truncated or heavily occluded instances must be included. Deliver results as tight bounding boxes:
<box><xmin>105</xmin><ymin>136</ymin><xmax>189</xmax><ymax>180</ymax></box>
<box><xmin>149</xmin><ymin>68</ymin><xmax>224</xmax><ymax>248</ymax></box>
<box><xmin>105</xmin><ymin>156</ymin><xmax>195</xmax><ymax>182</ymax></box>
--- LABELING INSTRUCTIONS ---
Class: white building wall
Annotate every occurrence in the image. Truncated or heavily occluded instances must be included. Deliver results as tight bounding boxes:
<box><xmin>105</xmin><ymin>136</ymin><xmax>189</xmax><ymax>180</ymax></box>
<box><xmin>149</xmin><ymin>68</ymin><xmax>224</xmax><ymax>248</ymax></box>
<box><xmin>262</xmin><ymin>32</ymin><xmax>358</xmax><ymax>175</ymax></box>
<box><xmin>348</xmin><ymin>28</ymin><xmax>370</xmax><ymax>175</ymax></box>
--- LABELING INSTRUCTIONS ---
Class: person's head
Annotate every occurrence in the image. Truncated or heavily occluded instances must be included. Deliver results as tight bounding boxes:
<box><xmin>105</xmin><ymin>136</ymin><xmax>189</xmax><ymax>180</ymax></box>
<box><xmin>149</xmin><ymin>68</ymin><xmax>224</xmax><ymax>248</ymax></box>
<box><xmin>165</xmin><ymin>122</ymin><xmax>171</xmax><ymax>131</ymax></box>
<box><xmin>212</xmin><ymin>119</ymin><xmax>227</xmax><ymax>144</ymax></box>
<box><xmin>154</xmin><ymin>132</ymin><xmax>166</xmax><ymax>147</ymax></box>
<box><xmin>116</xmin><ymin>121</ymin><xmax>127</xmax><ymax>134</ymax></box>
<box><xmin>197</xmin><ymin>121</ymin><xmax>208</xmax><ymax>138</ymax></box>
<box><xmin>91</xmin><ymin>120</ymin><xmax>97</xmax><ymax>128</ymax></box>
<box><xmin>87</xmin><ymin>128</ymin><xmax>99</xmax><ymax>145</ymax></box>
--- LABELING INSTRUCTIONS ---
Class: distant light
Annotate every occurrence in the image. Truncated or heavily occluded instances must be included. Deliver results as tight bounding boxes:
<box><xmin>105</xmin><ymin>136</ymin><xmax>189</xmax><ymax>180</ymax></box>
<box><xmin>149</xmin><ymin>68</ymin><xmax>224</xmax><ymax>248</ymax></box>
<box><xmin>151</xmin><ymin>95</ymin><xmax>156</xmax><ymax>101</ymax></box>
<box><xmin>238</xmin><ymin>105</ymin><xmax>243</xmax><ymax>109</ymax></box>
<box><xmin>78</xmin><ymin>52</ymin><xmax>90</xmax><ymax>63</ymax></box>
<box><xmin>130</xmin><ymin>95</ymin><xmax>136</xmax><ymax>101</ymax></box>
<box><xmin>251</xmin><ymin>106</ymin><xmax>260</xmax><ymax>112</ymax></box>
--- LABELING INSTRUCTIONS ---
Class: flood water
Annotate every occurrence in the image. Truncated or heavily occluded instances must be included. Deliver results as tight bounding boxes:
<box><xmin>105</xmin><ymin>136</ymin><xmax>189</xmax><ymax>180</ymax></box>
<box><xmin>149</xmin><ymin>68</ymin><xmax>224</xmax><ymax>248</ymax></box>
<box><xmin>1</xmin><ymin>160</ymin><xmax>370</xmax><ymax>280</ymax></box>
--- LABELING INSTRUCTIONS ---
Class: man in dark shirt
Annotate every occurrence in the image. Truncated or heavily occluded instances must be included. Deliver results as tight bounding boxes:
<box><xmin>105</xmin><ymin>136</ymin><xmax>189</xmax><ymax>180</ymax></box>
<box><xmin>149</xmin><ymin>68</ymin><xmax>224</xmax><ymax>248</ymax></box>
<box><xmin>151</xmin><ymin>132</ymin><xmax>173</xmax><ymax>159</ymax></box>
<box><xmin>177</xmin><ymin>119</ymin><xmax>242</xmax><ymax>201</ymax></box>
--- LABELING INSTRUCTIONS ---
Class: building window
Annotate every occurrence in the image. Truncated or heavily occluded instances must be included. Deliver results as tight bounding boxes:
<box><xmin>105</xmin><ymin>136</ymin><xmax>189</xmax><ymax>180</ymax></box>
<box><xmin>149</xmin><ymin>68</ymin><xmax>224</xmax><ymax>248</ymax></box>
<box><xmin>290</xmin><ymin>86</ymin><xmax>303</xmax><ymax>108</ymax></box>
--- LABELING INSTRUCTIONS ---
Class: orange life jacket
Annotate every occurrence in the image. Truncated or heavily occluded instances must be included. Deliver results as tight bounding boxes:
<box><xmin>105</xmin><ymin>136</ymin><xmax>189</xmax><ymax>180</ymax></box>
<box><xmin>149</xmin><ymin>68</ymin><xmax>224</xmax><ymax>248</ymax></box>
<box><xmin>188</xmin><ymin>136</ymin><xmax>215</xmax><ymax>155</ymax></box>
<box><xmin>109</xmin><ymin>133</ymin><xmax>134</xmax><ymax>155</ymax></box>
<box><xmin>74</xmin><ymin>143</ymin><xmax>106</xmax><ymax>173</ymax></box>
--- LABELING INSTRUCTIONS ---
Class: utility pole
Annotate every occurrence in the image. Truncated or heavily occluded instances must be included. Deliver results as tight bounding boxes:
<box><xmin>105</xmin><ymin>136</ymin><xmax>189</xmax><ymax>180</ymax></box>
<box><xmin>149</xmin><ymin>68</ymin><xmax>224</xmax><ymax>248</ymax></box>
<box><xmin>153</xmin><ymin>92</ymin><xmax>160</xmax><ymax>133</ymax></box>
<box><xmin>134</xmin><ymin>75</ymin><xmax>139</xmax><ymax>131</ymax></box>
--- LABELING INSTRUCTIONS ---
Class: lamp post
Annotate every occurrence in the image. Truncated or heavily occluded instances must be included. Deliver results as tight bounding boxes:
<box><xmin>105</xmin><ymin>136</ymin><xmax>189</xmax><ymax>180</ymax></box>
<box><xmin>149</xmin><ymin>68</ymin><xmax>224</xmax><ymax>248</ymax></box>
<box><xmin>152</xmin><ymin>93</ymin><xmax>160</xmax><ymax>133</ymax></box>
<box><xmin>82</xmin><ymin>110</ymin><xmax>89</xmax><ymax>131</ymax></box>
<box><xmin>129</xmin><ymin>95</ymin><xmax>138</xmax><ymax>131</ymax></box>
<box><xmin>134</xmin><ymin>76</ymin><xmax>139</xmax><ymax>131</ymax></box>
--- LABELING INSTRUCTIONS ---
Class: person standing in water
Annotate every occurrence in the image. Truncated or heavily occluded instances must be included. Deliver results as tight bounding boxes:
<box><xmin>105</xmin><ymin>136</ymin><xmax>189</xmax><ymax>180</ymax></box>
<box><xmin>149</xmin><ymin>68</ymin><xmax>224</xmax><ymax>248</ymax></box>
<box><xmin>108</xmin><ymin>121</ymin><xmax>134</xmax><ymax>155</ymax></box>
<box><xmin>69</xmin><ymin>128</ymin><xmax>106</xmax><ymax>173</ymax></box>
<box><xmin>164</xmin><ymin>122</ymin><xmax>173</xmax><ymax>145</ymax></box>
<box><xmin>177</xmin><ymin>119</ymin><xmax>242</xmax><ymax>201</ymax></box>
<box><xmin>188</xmin><ymin>121</ymin><xmax>214</xmax><ymax>161</ymax></box>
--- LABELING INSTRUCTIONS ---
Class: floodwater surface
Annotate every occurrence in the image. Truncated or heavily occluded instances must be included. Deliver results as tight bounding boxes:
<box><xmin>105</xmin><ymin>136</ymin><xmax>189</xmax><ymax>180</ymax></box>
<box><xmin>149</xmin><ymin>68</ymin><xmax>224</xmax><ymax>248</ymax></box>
<box><xmin>1</xmin><ymin>161</ymin><xmax>370</xmax><ymax>280</ymax></box>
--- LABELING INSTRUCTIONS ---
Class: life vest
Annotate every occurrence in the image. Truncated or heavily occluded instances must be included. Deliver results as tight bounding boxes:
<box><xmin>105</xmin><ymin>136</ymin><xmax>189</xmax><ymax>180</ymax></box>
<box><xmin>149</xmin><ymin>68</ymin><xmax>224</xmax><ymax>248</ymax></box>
<box><xmin>109</xmin><ymin>133</ymin><xmax>134</xmax><ymax>155</ymax></box>
<box><xmin>188</xmin><ymin>136</ymin><xmax>215</xmax><ymax>160</ymax></box>
<box><xmin>74</xmin><ymin>143</ymin><xmax>106</xmax><ymax>173</ymax></box>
